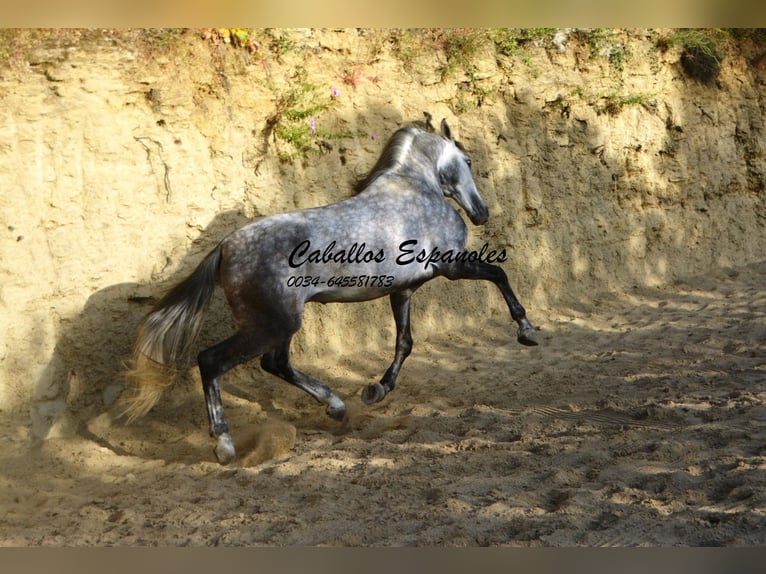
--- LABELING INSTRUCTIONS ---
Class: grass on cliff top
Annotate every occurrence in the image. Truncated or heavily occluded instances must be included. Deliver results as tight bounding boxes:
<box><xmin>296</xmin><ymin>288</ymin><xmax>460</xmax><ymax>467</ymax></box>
<box><xmin>3</xmin><ymin>28</ymin><xmax>764</xmax><ymax>72</ymax></box>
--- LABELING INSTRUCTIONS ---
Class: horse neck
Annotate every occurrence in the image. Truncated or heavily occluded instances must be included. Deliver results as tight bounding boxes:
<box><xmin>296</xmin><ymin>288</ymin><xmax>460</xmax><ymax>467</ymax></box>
<box><xmin>396</xmin><ymin>137</ymin><xmax>443</xmax><ymax>188</ymax></box>
<box><xmin>355</xmin><ymin>131</ymin><xmax>445</xmax><ymax>195</ymax></box>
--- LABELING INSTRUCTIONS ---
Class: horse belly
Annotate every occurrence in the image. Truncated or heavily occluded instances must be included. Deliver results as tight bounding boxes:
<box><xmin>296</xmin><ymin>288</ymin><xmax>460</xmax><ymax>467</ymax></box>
<box><xmin>309</xmin><ymin>286</ymin><xmax>390</xmax><ymax>303</ymax></box>
<box><xmin>305</xmin><ymin>265</ymin><xmax>433</xmax><ymax>303</ymax></box>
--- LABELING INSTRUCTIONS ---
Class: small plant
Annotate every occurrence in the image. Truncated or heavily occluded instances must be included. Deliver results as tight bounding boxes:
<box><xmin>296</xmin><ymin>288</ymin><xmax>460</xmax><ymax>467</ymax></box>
<box><xmin>433</xmin><ymin>30</ymin><xmax>495</xmax><ymax>113</ymax></box>
<box><xmin>597</xmin><ymin>92</ymin><xmax>654</xmax><ymax>116</ymax></box>
<box><xmin>268</xmin><ymin>30</ymin><xmax>295</xmax><ymax>57</ymax></box>
<box><xmin>340</xmin><ymin>63</ymin><xmax>381</xmax><ymax>89</ymax></box>
<box><xmin>388</xmin><ymin>29</ymin><xmax>422</xmax><ymax>70</ymax></box>
<box><xmin>266</xmin><ymin>68</ymin><xmax>349</xmax><ymax>160</ymax></box>
<box><xmin>553</xmin><ymin>85</ymin><xmax>653</xmax><ymax>117</ymax></box>
<box><xmin>570</xmin><ymin>86</ymin><xmax>585</xmax><ymax>99</ymax></box>
<box><xmin>450</xmin><ymin>65</ymin><xmax>492</xmax><ymax>113</ymax></box>
<box><xmin>669</xmin><ymin>29</ymin><xmax>725</xmax><ymax>85</ymax></box>
<box><xmin>389</xmin><ymin>28</ymin><xmax>488</xmax><ymax>80</ymax></box>
<box><xmin>491</xmin><ymin>29</ymin><xmax>555</xmax><ymax>77</ymax></box>
<box><xmin>439</xmin><ymin>29</ymin><xmax>487</xmax><ymax>79</ymax></box>
<box><xmin>492</xmin><ymin>28</ymin><xmax>555</xmax><ymax>57</ymax></box>
<box><xmin>586</xmin><ymin>28</ymin><xmax>631</xmax><ymax>72</ymax></box>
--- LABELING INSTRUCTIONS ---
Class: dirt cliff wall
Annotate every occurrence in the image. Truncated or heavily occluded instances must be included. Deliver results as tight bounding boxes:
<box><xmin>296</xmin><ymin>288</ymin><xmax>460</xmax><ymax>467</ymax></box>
<box><xmin>1</xmin><ymin>29</ymin><xmax>764</xmax><ymax>438</ymax></box>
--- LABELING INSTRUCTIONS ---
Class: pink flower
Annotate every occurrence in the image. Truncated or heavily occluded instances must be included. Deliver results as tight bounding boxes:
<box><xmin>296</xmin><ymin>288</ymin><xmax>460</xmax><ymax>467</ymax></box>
<box><xmin>330</xmin><ymin>87</ymin><xmax>340</xmax><ymax>98</ymax></box>
<box><xmin>308</xmin><ymin>117</ymin><xmax>316</xmax><ymax>134</ymax></box>
<box><xmin>370</xmin><ymin>133</ymin><xmax>377</xmax><ymax>141</ymax></box>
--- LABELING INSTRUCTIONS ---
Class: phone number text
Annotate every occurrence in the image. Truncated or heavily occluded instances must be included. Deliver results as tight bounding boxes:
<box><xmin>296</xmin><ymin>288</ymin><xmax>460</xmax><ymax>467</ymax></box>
<box><xmin>286</xmin><ymin>275</ymin><xmax>395</xmax><ymax>288</ymax></box>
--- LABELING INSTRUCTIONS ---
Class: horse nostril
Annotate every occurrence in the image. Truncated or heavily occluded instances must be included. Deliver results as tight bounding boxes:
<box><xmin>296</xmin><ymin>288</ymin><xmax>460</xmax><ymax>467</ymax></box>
<box><xmin>472</xmin><ymin>210</ymin><xmax>489</xmax><ymax>225</ymax></box>
<box><xmin>475</xmin><ymin>203</ymin><xmax>489</xmax><ymax>225</ymax></box>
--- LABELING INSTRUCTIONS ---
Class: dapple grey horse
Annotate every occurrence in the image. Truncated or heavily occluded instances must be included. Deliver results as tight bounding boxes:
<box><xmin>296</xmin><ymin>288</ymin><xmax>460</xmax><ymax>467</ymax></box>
<box><xmin>122</xmin><ymin>117</ymin><xmax>537</xmax><ymax>464</ymax></box>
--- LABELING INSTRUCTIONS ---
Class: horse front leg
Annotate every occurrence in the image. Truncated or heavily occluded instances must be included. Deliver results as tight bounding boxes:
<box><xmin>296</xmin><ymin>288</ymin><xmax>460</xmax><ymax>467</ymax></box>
<box><xmin>362</xmin><ymin>290</ymin><xmax>414</xmax><ymax>405</ymax></box>
<box><xmin>443</xmin><ymin>260</ymin><xmax>538</xmax><ymax>346</ymax></box>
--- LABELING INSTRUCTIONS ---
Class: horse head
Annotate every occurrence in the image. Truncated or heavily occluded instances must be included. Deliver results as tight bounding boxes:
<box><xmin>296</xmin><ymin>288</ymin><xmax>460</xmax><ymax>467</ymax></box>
<box><xmin>436</xmin><ymin>119</ymin><xmax>489</xmax><ymax>225</ymax></box>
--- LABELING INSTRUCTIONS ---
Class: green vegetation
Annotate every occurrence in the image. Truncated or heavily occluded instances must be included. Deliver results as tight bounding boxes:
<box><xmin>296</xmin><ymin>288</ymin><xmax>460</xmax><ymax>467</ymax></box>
<box><xmin>266</xmin><ymin>29</ymin><xmax>296</xmax><ymax>57</ymax></box>
<box><xmin>264</xmin><ymin>67</ymin><xmax>349</xmax><ymax>160</ymax></box>
<box><xmin>451</xmin><ymin>66</ymin><xmax>492</xmax><ymax>113</ymax></box>
<box><xmin>597</xmin><ymin>92</ymin><xmax>654</xmax><ymax>116</ymax></box>
<box><xmin>438</xmin><ymin>29</ymin><xmax>488</xmax><ymax>79</ymax></box>
<box><xmin>545</xmin><ymin>86</ymin><xmax>654</xmax><ymax>118</ymax></box>
<box><xmin>387</xmin><ymin>29</ymin><xmax>497</xmax><ymax>113</ymax></box>
<box><xmin>387</xmin><ymin>28</ymin><xmax>488</xmax><ymax>77</ymax></box>
<box><xmin>387</xmin><ymin>29</ymin><xmax>422</xmax><ymax>70</ymax></box>
<box><xmin>666</xmin><ymin>29</ymin><xmax>727</xmax><ymax>58</ymax></box>
<box><xmin>492</xmin><ymin>28</ymin><xmax>557</xmax><ymax>77</ymax></box>
<box><xmin>3</xmin><ymin>27</ymin><xmax>764</xmax><ymax>159</ymax></box>
<box><xmin>492</xmin><ymin>28</ymin><xmax>556</xmax><ymax>58</ymax></box>
<box><xmin>586</xmin><ymin>28</ymin><xmax>631</xmax><ymax>72</ymax></box>
<box><xmin>664</xmin><ymin>29</ymin><xmax>727</xmax><ymax>85</ymax></box>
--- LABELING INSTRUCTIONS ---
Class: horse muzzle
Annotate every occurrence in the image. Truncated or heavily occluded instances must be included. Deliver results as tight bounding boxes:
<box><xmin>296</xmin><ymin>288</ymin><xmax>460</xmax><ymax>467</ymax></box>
<box><xmin>469</xmin><ymin>203</ymin><xmax>489</xmax><ymax>225</ymax></box>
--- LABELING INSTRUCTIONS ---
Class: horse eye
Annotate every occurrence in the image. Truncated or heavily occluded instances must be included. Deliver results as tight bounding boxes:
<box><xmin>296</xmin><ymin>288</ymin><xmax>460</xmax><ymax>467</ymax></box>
<box><xmin>465</xmin><ymin>158</ymin><xmax>472</xmax><ymax>168</ymax></box>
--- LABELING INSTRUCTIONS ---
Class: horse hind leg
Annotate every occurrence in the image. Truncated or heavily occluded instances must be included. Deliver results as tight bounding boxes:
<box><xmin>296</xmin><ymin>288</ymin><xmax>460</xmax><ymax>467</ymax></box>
<box><xmin>260</xmin><ymin>338</ymin><xmax>346</xmax><ymax>421</ymax></box>
<box><xmin>198</xmin><ymin>327</ymin><xmax>294</xmax><ymax>464</ymax></box>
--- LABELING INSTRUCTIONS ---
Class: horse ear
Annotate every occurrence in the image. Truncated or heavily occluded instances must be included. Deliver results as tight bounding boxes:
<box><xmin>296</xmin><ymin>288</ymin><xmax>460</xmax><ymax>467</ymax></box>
<box><xmin>423</xmin><ymin>111</ymin><xmax>434</xmax><ymax>132</ymax></box>
<box><xmin>440</xmin><ymin>118</ymin><xmax>453</xmax><ymax>141</ymax></box>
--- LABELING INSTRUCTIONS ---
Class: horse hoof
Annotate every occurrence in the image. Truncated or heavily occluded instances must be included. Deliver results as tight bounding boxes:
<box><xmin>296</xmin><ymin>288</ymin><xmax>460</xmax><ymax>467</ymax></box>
<box><xmin>214</xmin><ymin>432</ymin><xmax>236</xmax><ymax>465</ymax></box>
<box><xmin>517</xmin><ymin>326</ymin><xmax>539</xmax><ymax>346</ymax></box>
<box><xmin>361</xmin><ymin>382</ymin><xmax>387</xmax><ymax>405</ymax></box>
<box><xmin>326</xmin><ymin>402</ymin><xmax>346</xmax><ymax>421</ymax></box>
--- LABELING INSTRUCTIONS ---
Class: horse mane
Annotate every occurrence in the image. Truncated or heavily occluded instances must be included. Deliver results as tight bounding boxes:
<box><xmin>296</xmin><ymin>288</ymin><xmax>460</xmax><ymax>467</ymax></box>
<box><xmin>352</xmin><ymin>114</ymin><xmax>468</xmax><ymax>194</ymax></box>
<box><xmin>352</xmin><ymin>113</ymin><xmax>441</xmax><ymax>194</ymax></box>
<box><xmin>351</xmin><ymin>127</ymin><xmax>422</xmax><ymax>194</ymax></box>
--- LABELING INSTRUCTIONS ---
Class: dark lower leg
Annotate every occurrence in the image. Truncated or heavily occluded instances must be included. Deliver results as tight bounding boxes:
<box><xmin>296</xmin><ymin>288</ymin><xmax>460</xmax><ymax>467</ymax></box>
<box><xmin>362</xmin><ymin>291</ymin><xmax>413</xmax><ymax>405</ymax></box>
<box><xmin>199</xmin><ymin>338</ymin><xmax>249</xmax><ymax>439</ymax></box>
<box><xmin>494</xmin><ymin>276</ymin><xmax>537</xmax><ymax>345</ymax></box>
<box><xmin>198</xmin><ymin>330</ymin><xmax>281</xmax><ymax>464</ymax></box>
<box><xmin>443</xmin><ymin>261</ymin><xmax>538</xmax><ymax>346</ymax></box>
<box><xmin>261</xmin><ymin>338</ymin><xmax>346</xmax><ymax>420</ymax></box>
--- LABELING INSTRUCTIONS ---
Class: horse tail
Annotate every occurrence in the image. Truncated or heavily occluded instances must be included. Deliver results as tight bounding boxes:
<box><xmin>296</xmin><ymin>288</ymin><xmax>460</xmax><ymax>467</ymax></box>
<box><xmin>120</xmin><ymin>244</ymin><xmax>223</xmax><ymax>423</ymax></box>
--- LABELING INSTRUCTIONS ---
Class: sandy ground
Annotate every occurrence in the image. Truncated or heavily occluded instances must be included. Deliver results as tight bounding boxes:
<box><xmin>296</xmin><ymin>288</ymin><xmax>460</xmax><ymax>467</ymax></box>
<box><xmin>1</xmin><ymin>260</ymin><xmax>764</xmax><ymax>547</ymax></box>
